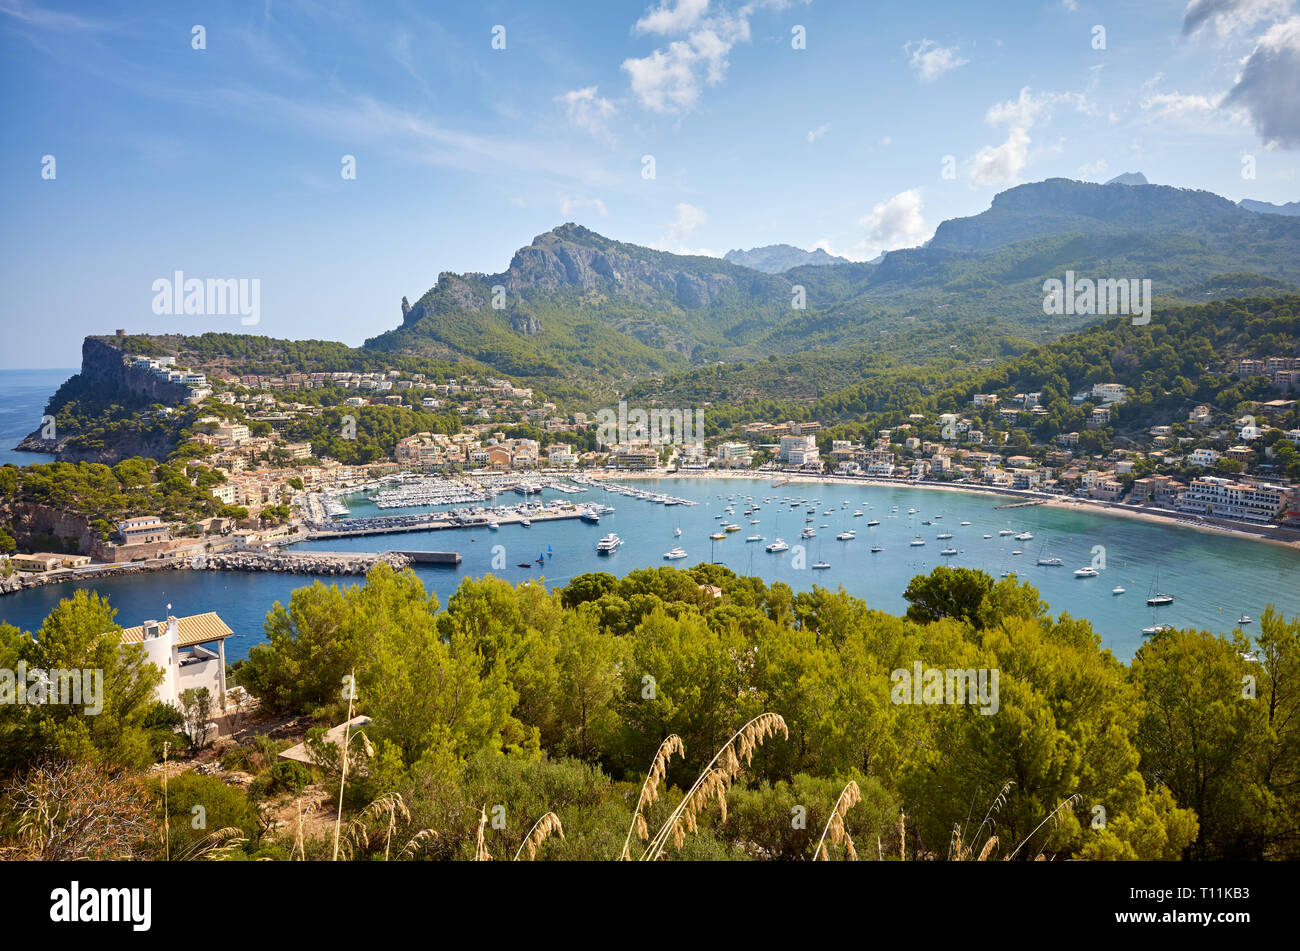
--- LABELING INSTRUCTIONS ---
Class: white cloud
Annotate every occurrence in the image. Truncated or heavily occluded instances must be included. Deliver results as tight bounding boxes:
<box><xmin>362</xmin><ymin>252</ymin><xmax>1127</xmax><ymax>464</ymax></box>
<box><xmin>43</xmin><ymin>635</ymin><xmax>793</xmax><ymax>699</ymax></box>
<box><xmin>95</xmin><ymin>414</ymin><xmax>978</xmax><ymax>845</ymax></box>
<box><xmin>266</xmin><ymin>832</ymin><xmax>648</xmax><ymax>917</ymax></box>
<box><xmin>622</xmin><ymin>1</ymin><xmax>798</xmax><ymax>112</ymax></box>
<box><xmin>560</xmin><ymin>195</ymin><xmax>609</xmax><ymax>217</ymax></box>
<box><xmin>807</xmin><ymin>123</ymin><xmax>831</xmax><ymax>142</ymax></box>
<box><xmin>659</xmin><ymin>202</ymin><xmax>708</xmax><ymax>250</ymax></box>
<box><xmin>904</xmin><ymin>39</ymin><xmax>969</xmax><ymax>82</ymax></box>
<box><xmin>635</xmin><ymin>0</ymin><xmax>712</xmax><ymax>35</ymax></box>
<box><xmin>556</xmin><ymin>86</ymin><xmax>618</xmax><ymax>140</ymax></box>
<box><xmin>1062</xmin><ymin>0</ymin><xmax>1079</xmax><ymax>11</ymax></box>
<box><xmin>1077</xmin><ymin>158</ymin><xmax>1108</xmax><ymax>178</ymax></box>
<box><xmin>967</xmin><ymin>87</ymin><xmax>1092</xmax><ymax>186</ymax></box>
<box><xmin>859</xmin><ymin>189</ymin><xmax>929</xmax><ymax>251</ymax></box>
<box><xmin>1225</xmin><ymin>15</ymin><xmax>1300</xmax><ymax>147</ymax></box>
<box><xmin>1183</xmin><ymin>0</ymin><xmax>1292</xmax><ymax>38</ymax></box>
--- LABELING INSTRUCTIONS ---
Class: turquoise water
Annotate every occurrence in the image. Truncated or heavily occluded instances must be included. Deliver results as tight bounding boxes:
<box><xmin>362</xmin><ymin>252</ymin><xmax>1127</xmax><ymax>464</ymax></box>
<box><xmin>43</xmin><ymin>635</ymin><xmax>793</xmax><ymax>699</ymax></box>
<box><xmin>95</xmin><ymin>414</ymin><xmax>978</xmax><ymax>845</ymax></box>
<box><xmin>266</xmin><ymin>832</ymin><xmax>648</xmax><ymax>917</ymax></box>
<box><xmin>3</xmin><ymin>476</ymin><xmax>1297</xmax><ymax>663</ymax></box>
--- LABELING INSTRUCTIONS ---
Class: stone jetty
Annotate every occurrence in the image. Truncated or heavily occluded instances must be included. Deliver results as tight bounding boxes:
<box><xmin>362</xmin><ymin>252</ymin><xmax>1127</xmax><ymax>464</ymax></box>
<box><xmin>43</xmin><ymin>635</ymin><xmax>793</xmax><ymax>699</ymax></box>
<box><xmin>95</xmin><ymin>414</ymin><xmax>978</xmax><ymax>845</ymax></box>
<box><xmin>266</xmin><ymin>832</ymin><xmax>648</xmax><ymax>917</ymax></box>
<box><xmin>204</xmin><ymin>550</ymin><xmax>411</xmax><ymax>575</ymax></box>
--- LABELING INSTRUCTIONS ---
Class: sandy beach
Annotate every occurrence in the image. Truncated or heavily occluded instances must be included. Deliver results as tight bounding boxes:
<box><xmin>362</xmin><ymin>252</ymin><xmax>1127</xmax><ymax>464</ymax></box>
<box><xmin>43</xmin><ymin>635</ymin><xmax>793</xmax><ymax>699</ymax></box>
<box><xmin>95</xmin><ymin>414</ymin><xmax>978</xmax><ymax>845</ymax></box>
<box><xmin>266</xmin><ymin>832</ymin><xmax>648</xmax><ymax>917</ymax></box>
<box><xmin>592</xmin><ymin>468</ymin><xmax>1300</xmax><ymax>551</ymax></box>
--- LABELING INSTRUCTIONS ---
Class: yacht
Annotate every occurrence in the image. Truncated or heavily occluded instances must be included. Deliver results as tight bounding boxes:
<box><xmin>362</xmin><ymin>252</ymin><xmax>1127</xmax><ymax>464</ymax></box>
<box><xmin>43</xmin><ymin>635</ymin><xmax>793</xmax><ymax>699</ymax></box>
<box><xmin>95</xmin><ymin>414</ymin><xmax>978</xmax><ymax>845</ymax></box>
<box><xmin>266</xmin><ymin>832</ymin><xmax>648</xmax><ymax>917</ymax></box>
<box><xmin>1074</xmin><ymin>566</ymin><xmax>1099</xmax><ymax>578</ymax></box>
<box><xmin>1015</xmin><ymin>531</ymin><xmax>1034</xmax><ymax>541</ymax></box>
<box><xmin>663</xmin><ymin>547</ymin><xmax>688</xmax><ymax>560</ymax></box>
<box><xmin>596</xmin><ymin>533</ymin><xmax>622</xmax><ymax>554</ymax></box>
<box><xmin>940</xmin><ymin>547</ymin><xmax>958</xmax><ymax>556</ymax></box>
<box><xmin>811</xmin><ymin>560</ymin><xmax>831</xmax><ymax>570</ymax></box>
<box><xmin>747</xmin><ymin>534</ymin><xmax>765</xmax><ymax>542</ymax></box>
<box><xmin>487</xmin><ymin>520</ymin><xmax>500</xmax><ymax>531</ymax></box>
<box><xmin>519</xmin><ymin>517</ymin><xmax>531</xmax><ymax>528</ymax></box>
<box><xmin>998</xmin><ymin>529</ymin><xmax>1015</xmax><ymax>536</ymax></box>
<box><xmin>723</xmin><ymin>523</ymin><xmax>742</xmax><ymax>532</ymax></box>
<box><xmin>937</xmin><ymin>532</ymin><xmax>953</xmax><ymax>540</ymax></box>
<box><xmin>708</xmin><ymin>531</ymin><xmax>726</xmax><ymax>541</ymax></box>
<box><xmin>870</xmin><ymin>545</ymin><xmax>884</xmax><ymax>553</ymax></box>
<box><xmin>836</xmin><ymin>530</ymin><xmax>856</xmax><ymax>541</ymax></box>
<box><xmin>580</xmin><ymin>509</ymin><xmax>601</xmax><ymax>524</ymax></box>
<box><xmin>1142</xmin><ymin>623</ymin><xmax>1174</xmax><ymax>636</ymax></box>
<box><xmin>766</xmin><ymin>538</ymin><xmax>789</xmax><ymax>553</ymax></box>
<box><xmin>800</xmin><ymin>528</ymin><xmax>816</xmax><ymax>538</ymax></box>
<box><xmin>1037</xmin><ymin>556</ymin><xmax>1063</xmax><ymax>567</ymax></box>
<box><xmin>1112</xmin><ymin>585</ymin><xmax>1126</xmax><ymax>595</ymax></box>
<box><xmin>867</xmin><ymin>519</ymin><xmax>880</xmax><ymax>527</ymax></box>
<box><xmin>1237</xmin><ymin>615</ymin><xmax>1253</xmax><ymax>625</ymax></box>
<box><xmin>910</xmin><ymin>537</ymin><xmax>926</xmax><ymax>547</ymax></box>
<box><xmin>1146</xmin><ymin>571</ymin><xmax>1175</xmax><ymax>606</ymax></box>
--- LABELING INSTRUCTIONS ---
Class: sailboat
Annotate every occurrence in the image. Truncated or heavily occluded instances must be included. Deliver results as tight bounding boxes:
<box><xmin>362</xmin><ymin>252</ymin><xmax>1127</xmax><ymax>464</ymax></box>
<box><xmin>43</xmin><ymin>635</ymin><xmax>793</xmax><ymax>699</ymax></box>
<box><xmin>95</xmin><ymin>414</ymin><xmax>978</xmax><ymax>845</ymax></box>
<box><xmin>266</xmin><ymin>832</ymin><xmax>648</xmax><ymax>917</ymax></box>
<box><xmin>811</xmin><ymin>540</ymin><xmax>830</xmax><ymax>570</ymax></box>
<box><xmin>1146</xmin><ymin>569</ymin><xmax>1174</xmax><ymax>606</ymax></box>
<box><xmin>1035</xmin><ymin>539</ymin><xmax>1062</xmax><ymax>567</ymax></box>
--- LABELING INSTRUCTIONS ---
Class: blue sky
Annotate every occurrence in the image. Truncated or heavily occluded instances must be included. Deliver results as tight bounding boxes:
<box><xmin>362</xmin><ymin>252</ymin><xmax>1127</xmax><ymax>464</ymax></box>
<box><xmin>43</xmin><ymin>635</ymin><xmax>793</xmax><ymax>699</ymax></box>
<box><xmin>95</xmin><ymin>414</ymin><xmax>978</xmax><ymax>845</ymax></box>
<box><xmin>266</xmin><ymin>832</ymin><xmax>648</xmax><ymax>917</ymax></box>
<box><xmin>2</xmin><ymin>0</ymin><xmax>1298</xmax><ymax>367</ymax></box>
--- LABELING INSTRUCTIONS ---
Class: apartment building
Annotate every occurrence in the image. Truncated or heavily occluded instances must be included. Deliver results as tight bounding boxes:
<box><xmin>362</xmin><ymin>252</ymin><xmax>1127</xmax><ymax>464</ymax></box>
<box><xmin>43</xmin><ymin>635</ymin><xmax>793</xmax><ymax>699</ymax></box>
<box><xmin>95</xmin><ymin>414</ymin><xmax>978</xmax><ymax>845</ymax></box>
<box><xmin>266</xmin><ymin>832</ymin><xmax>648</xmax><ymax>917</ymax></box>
<box><xmin>1177</xmin><ymin>477</ymin><xmax>1288</xmax><ymax>524</ymax></box>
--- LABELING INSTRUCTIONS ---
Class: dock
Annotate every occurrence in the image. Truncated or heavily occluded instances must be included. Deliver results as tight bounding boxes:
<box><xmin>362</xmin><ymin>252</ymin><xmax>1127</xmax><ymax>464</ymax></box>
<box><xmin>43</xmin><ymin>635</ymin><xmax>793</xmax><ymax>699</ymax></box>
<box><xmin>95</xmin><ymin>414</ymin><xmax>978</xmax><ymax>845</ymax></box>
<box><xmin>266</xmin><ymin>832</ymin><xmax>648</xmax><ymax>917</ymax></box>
<box><xmin>390</xmin><ymin>550</ymin><xmax>461</xmax><ymax>565</ymax></box>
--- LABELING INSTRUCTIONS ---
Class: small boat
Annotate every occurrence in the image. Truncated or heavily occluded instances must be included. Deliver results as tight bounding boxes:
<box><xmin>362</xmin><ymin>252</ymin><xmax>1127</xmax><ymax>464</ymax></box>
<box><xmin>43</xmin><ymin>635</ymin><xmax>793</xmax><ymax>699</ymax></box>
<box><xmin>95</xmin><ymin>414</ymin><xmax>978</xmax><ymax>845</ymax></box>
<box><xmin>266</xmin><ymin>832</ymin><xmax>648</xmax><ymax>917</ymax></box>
<box><xmin>998</xmin><ymin>529</ymin><xmax>1014</xmax><ymax>536</ymax></box>
<box><xmin>867</xmin><ymin>519</ymin><xmax>880</xmax><ymax>526</ymax></box>
<box><xmin>579</xmin><ymin>509</ymin><xmax>601</xmax><ymax>524</ymax></box>
<box><xmin>487</xmin><ymin>521</ymin><xmax>500</xmax><ymax>530</ymax></box>
<box><xmin>812</xmin><ymin>560</ymin><xmax>831</xmax><ymax>570</ymax></box>
<box><xmin>1142</xmin><ymin>624</ymin><xmax>1174</xmax><ymax>636</ymax></box>
<box><xmin>723</xmin><ymin>523</ymin><xmax>741</xmax><ymax>532</ymax></box>
<box><xmin>1112</xmin><ymin>585</ymin><xmax>1125</xmax><ymax>595</ymax></box>
<box><xmin>937</xmin><ymin>532</ymin><xmax>953</xmax><ymax>540</ymax></box>
<box><xmin>921</xmin><ymin>520</ymin><xmax>932</xmax><ymax>526</ymax></box>
<box><xmin>1146</xmin><ymin>570</ymin><xmax>1174</xmax><ymax>606</ymax></box>
<box><xmin>516</xmin><ymin>562</ymin><xmax>534</xmax><ymax>568</ymax></box>
<box><xmin>836</xmin><ymin>531</ymin><xmax>856</xmax><ymax>541</ymax></box>
<box><xmin>1237</xmin><ymin>615</ymin><xmax>1253</xmax><ymax>625</ymax></box>
<box><xmin>673</xmin><ymin>526</ymin><xmax>682</xmax><ymax>537</ymax></box>
<box><xmin>1015</xmin><ymin>531</ymin><xmax>1034</xmax><ymax>541</ymax></box>
<box><xmin>663</xmin><ymin>547</ymin><xmax>688</xmax><ymax>560</ymax></box>
<box><xmin>596</xmin><ymin>533</ymin><xmax>622</xmax><ymax>554</ymax></box>
<box><xmin>1074</xmin><ymin>566</ymin><xmax>1098</xmax><ymax>578</ymax></box>
<box><xmin>910</xmin><ymin>537</ymin><xmax>925</xmax><ymax>547</ymax></box>
<box><xmin>1241</xmin><ymin>650</ymin><xmax>1259</xmax><ymax>663</ymax></box>
<box><xmin>709</xmin><ymin>532</ymin><xmax>726</xmax><ymax>541</ymax></box>
<box><xmin>853</xmin><ymin>510</ymin><xmax>864</xmax><ymax>517</ymax></box>
<box><xmin>983</xmin><ymin>534</ymin><xmax>992</xmax><ymax>539</ymax></box>
<box><xmin>940</xmin><ymin>547</ymin><xmax>958</xmax><ymax>556</ymax></box>
<box><xmin>747</xmin><ymin>534</ymin><xmax>765</xmax><ymax>542</ymax></box>
<box><xmin>520</xmin><ymin>518</ymin><xmax>531</xmax><ymax>528</ymax></box>
<box><xmin>1011</xmin><ymin>550</ymin><xmax>1023</xmax><ymax>556</ymax></box>
<box><xmin>766</xmin><ymin>538</ymin><xmax>789</xmax><ymax>552</ymax></box>
<box><xmin>1037</xmin><ymin>556</ymin><xmax>1063</xmax><ymax>566</ymax></box>
<box><xmin>959</xmin><ymin>521</ymin><xmax>971</xmax><ymax>526</ymax></box>
<box><xmin>800</xmin><ymin>528</ymin><xmax>816</xmax><ymax>538</ymax></box>
<box><xmin>871</xmin><ymin>546</ymin><xmax>884</xmax><ymax>553</ymax></box>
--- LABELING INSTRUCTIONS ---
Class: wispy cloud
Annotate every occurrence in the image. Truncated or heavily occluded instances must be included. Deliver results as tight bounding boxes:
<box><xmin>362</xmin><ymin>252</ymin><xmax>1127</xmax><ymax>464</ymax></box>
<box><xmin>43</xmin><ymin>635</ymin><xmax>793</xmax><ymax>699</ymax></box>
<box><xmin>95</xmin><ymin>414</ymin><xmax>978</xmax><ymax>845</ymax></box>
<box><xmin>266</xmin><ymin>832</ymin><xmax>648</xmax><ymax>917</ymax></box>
<box><xmin>556</xmin><ymin>86</ymin><xmax>619</xmax><ymax>141</ymax></box>
<box><xmin>807</xmin><ymin>123</ymin><xmax>831</xmax><ymax>143</ymax></box>
<box><xmin>904</xmin><ymin>39</ymin><xmax>969</xmax><ymax>82</ymax></box>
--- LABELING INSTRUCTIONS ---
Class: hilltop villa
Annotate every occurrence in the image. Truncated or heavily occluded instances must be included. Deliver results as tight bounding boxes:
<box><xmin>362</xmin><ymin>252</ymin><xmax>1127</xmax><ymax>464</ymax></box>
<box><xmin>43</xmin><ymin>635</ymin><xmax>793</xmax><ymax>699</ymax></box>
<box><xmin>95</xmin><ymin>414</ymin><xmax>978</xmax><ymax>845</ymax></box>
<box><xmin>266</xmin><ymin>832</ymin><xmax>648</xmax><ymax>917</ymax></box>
<box><xmin>119</xmin><ymin>612</ymin><xmax>233</xmax><ymax>710</ymax></box>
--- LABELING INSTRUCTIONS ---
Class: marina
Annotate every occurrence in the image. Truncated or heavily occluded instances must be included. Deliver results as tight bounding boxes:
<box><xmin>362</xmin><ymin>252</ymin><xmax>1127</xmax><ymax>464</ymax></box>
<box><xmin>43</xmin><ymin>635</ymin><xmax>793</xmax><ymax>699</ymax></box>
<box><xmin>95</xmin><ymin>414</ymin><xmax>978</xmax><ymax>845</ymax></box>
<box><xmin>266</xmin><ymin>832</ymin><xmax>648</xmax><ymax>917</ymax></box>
<box><xmin>3</xmin><ymin>476</ymin><xmax>1298</xmax><ymax>664</ymax></box>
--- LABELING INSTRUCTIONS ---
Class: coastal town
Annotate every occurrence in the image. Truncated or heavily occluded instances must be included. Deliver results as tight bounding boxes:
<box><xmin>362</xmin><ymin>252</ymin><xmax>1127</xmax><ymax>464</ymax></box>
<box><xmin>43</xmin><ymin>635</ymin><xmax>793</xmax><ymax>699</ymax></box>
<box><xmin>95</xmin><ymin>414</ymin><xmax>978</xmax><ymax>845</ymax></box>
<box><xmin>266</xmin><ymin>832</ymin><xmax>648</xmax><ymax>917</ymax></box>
<box><xmin>4</xmin><ymin>343</ymin><xmax>1300</xmax><ymax>593</ymax></box>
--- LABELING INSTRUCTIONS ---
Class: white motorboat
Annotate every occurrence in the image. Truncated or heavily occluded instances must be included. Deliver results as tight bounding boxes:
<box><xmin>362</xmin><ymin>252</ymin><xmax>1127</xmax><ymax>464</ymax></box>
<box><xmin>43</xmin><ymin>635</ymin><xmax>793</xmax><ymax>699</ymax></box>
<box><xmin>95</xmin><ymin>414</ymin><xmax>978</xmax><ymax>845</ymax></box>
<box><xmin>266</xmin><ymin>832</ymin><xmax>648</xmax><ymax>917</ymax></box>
<box><xmin>663</xmin><ymin>547</ymin><xmax>688</xmax><ymax>560</ymax></box>
<box><xmin>1074</xmin><ymin>566</ymin><xmax>1098</xmax><ymax>578</ymax></box>
<box><xmin>766</xmin><ymin>538</ymin><xmax>789</xmax><ymax>552</ymax></box>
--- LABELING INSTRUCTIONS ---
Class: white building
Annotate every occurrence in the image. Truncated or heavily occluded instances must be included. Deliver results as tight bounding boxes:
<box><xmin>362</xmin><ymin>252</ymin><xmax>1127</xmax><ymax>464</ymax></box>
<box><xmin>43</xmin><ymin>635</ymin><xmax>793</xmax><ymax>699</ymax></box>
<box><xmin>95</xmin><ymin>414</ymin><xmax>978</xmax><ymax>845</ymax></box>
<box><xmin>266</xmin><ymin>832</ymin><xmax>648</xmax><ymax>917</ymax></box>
<box><xmin>119</xmin><ymin>613</ymin><xmax>233</xmax><ymax>711</ymax></box>
<box><xmin>1188</xmin><ymin>448</ymin><xmax>1221</xmax><ymax>467</ymax></box>
<box><xmin>1091</xmin><ymin>383</ymin><xmax>1128</xmax><ymax>405</ymax></box>
<box><xmin>1177</xmin><ymin>477</ymin><xmax>1288</xmax><ymax>524</ymax></box>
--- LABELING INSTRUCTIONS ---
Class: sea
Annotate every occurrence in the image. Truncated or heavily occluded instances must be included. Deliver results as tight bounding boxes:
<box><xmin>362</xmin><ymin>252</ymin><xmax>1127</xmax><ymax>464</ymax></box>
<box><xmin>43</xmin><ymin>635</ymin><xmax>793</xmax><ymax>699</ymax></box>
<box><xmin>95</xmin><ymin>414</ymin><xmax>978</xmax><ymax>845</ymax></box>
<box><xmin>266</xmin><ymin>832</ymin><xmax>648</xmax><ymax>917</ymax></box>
<box><xmin>1</xmin><ymin>370</ymin><xmax>1298</xmax><ymax>662</ymax></box>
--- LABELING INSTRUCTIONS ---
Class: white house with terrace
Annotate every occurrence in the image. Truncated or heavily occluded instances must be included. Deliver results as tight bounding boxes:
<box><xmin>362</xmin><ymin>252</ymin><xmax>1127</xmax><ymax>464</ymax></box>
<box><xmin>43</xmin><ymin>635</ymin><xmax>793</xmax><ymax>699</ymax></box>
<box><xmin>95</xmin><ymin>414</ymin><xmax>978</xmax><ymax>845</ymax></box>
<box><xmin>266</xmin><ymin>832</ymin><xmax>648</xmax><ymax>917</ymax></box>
<box><xmin>119</xmin><ymin>612</ymin><xmax>233</xmax><ymax>710</ymax></box>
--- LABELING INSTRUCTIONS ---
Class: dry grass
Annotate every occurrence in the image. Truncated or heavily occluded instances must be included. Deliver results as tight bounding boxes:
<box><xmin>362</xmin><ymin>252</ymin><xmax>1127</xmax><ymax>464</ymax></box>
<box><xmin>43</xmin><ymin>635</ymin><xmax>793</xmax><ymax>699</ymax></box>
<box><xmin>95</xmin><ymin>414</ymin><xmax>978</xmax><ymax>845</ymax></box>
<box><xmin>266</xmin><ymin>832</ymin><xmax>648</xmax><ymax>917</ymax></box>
<box><xmin>641</xmin><ymin>713</ymin><xmax>788</xmax><ymax>861</ymax></box>
<box><xmin>514</xmin><ymin>812</ymin><xmax>564</xmax><ymax>861</ymax></box>
<box><xmin>620</xmin><ymin>734</ymin><xmax>685</xmax><ymax>860</ymax></box>
<box><xmin>474</xmin><ymin>806</ymin><xmax>491</xmax><ymax>861</ymax></box>
<box><xmin>812</xmin><ymin>781</ymin><xmax>861</xmax><ymax>861</ymax></box>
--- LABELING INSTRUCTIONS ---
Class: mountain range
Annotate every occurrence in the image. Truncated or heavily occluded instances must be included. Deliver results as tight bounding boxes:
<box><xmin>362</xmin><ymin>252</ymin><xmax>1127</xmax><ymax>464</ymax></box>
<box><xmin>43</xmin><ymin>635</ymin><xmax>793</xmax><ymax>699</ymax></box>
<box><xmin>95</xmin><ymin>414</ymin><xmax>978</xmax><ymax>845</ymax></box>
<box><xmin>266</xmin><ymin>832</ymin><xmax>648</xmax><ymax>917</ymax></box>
<box><xmin>364</xmin><ymin>177</ymin><xmax>1300</xmax><ymax>397</ymax></box>
<box><xmin>723</xmin><ymin>244</ymin><xmax>851</xmax><ymax>273</ymax></box>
